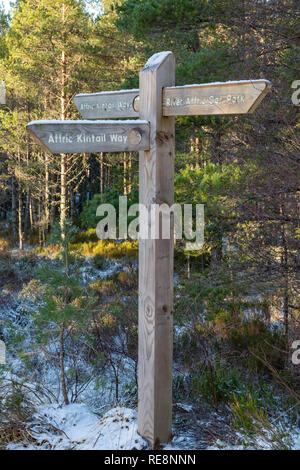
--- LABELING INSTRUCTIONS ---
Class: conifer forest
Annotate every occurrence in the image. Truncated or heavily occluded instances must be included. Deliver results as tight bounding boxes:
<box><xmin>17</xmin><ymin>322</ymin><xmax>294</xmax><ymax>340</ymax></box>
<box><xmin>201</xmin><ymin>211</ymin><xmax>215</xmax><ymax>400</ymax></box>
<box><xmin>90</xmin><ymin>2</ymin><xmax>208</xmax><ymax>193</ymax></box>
<box><xmin>0</xmin><ymin>0</ymin><xmax>300</xmax><ymax>452</ymax></box>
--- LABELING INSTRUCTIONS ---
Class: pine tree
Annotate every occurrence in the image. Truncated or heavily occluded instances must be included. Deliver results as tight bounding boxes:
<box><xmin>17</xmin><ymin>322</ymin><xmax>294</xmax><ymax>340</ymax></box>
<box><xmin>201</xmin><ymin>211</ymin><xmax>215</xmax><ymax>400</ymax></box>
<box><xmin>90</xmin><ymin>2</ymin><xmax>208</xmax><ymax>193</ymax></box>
<box><xmin>1</xmin><ymin>0</ymin><xmax>125</xmax><ymax>237</ymax></box>
<box><xmin>34</xmin><ymin>266</ymin><xmax>95</xmax><ymax>405</ymax></box>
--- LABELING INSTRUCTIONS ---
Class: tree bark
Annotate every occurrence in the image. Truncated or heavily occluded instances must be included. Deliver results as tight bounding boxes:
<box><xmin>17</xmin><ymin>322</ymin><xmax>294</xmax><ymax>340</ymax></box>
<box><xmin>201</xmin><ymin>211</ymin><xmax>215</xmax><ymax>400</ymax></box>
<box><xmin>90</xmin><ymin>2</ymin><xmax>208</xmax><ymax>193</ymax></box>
<box><xmin>123</xmin><ymin>152</ymin><xmax>127</xmax><ymax>195</ymax></box>
<box><xmin>100</xmin><ymin>152</ymin><xmax>104</xmax><ymax>194</ymax></box>
<box><xmin>11</xmin><ymin>172</ymin><xmax>17</xmax><ymax>240</ymax></box>
<box><xmin>18</xmin><ymin>188</ymin><xmax>23</xmax><ymax>250</ymax></box>
<box><xmin>60</xmin><ymin>322</ymin><xmax>69</xmax><ymax>405</ymax></box>
<box><xmin>45</xmin><ymin>153</ymin><xmax>50</xmax><ymax>233</ymax></box>
<box><xmin>60</xmin><ymin>3</ymin><xmax>67</xmax><ymax>229</ymax></box>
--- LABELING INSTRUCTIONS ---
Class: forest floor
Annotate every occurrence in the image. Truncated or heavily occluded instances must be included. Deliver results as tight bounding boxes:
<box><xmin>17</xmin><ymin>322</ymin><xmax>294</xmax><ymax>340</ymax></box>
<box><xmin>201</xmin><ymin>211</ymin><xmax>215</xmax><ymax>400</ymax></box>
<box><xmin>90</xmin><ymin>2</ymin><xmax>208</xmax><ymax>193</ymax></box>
<box><xmin>1</xmin><ymin>239</ymin><xmax>300</xmax><ymax>450</ymax></box>
<box><xmin>5</xmin><ymin>402</ymin><xmax>233</xmax><ymax>450</ymax></box>
<box><xmin>5</xmin><ymin>400</ymin><xmax>300</xmax><ymax>450</ymax></box>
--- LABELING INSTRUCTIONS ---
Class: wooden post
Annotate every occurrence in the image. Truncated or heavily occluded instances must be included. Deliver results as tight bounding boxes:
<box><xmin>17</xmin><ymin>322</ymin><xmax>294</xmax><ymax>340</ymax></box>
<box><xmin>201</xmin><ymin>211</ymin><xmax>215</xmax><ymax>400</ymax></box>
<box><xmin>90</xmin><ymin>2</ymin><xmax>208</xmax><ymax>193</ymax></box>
<box><xmin>138</xmin><ymin>51</ymin><xmax>175</xmax><ymax>447</ymax></box>
<box><xmin>29</xmin><ymin>51</ymin><xmax>271</xmax><ymax>449</ymax></box>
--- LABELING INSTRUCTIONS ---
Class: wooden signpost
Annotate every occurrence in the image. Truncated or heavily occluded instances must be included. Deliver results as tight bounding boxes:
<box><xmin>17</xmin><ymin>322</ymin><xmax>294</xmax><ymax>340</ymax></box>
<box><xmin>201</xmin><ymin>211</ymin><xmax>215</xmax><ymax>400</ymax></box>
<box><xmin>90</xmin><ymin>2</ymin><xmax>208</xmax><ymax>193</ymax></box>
<box><xmin>27</xmin><ymin>51</ymin><xmax>271</xmax><ymax>449</ymax></box>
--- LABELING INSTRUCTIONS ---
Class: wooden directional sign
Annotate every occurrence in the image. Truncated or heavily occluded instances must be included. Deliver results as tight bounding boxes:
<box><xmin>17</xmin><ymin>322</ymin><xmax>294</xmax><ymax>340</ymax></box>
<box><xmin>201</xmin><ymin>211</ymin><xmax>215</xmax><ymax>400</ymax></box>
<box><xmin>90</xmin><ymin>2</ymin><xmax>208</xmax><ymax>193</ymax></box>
<box><xmin>74</xmin><ymin>89</ymin><xmax>139</xmax><ymax>119</ymax></box>
<box><xmin>75</xmin><ymin>80</ymin><xmax>271</xmax><ymax>119</ymax></box>
<box><xmin>26</xmin><ymin>119</ymin><xmax>150</xmax><ymax>154</ymax></box>
<box><xmin>163</xmin><ymin>79</ymin><xmax>271</xmax><ymax>116</ymax></box>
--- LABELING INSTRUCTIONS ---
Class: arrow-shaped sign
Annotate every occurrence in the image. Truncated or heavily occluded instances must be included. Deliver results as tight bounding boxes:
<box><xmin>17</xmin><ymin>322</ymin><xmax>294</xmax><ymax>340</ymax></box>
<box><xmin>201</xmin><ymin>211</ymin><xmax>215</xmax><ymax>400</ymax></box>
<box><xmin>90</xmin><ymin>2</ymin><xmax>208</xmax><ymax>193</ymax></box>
<box><xmin>26</xmin><ymin>119</ymin><xmax>150</xmax><ymax>154</ymax></box>
<box><xmin>163</xmin><ymin>79</ymin><xmax>271</xmax><ymax>116</ymax></box>
<box><xmin>74</xmin><ymin>79</ymin><xmax>271</xmax><ymax>119</ymax></box>
<box><xmin>74</xmin><ymin>89</ymin><xmax>139</xmax><ymax>120</ymax></box>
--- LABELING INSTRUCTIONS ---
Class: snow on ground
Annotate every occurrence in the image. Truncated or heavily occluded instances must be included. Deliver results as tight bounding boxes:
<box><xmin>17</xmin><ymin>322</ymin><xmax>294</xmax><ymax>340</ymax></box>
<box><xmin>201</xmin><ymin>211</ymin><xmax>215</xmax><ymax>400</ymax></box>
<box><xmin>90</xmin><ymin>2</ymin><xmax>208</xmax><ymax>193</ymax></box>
<box><xmin>76</xmin><ymin>256</ymin><xmax>138</xmax><ymax>286</ymax></box>
<box><xmin>206</xmin><ymin>433</ymin><xmax>300</xmax><ymax>451</ymax></box>
<box><xmin>4</xmin><ymin>399</ymin><xmax>300</xmax><ymax>451</ymax></box>
<box><xmin>293</xmin><ymin>433</ymin><xmax>300</xmax><ymax>450</ymax></box>
<box><xmin>5</xmin><ymin>402</ymin><xmax>203</xmax><ymax>451</ymax></box>
<box><xmin>2</xmin><ymin>251</ymin><xmax>299</xmax><ymax>451</ymax></box>
<box><xmin>7</xmin><ymin>405</ymin><xmax>147</xmax><ymax>450</ymax></box>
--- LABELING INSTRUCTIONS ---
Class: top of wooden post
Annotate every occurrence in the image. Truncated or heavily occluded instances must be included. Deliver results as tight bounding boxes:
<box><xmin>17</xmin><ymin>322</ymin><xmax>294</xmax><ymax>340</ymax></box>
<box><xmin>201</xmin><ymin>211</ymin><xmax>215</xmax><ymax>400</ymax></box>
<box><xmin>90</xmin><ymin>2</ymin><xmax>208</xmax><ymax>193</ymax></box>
<box><xmin>140</xmin><ymin>51</ymin><xmax>174</xmax><ymax>72</ymax></box>
<box><xmin>139</xmin><ymin>51</ymin><xmax>175</xmax><ymax>128</ymax></box>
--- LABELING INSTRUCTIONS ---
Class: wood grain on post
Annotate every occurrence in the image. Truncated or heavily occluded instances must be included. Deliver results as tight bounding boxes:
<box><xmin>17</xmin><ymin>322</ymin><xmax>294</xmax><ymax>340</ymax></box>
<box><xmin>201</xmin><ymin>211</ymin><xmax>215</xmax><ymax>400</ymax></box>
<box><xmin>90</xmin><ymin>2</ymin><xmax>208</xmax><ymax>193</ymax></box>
<box><xmin>138</xmin><ymin>51</ymin><xmax>175</xmax><ymax>447</ymax></box>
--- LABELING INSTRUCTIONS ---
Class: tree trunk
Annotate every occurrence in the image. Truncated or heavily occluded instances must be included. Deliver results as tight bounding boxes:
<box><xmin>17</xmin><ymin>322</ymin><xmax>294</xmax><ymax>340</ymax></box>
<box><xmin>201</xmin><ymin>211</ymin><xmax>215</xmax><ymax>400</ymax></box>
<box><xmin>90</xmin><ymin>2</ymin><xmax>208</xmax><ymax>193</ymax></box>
<box><xmin>65</xmin><ymin>240</ymin><xmax>69</xmax><ymax>276</ymax></box>
<box><xmin>70</xmin><ymin>186</ymin><xmax>74</xmax><ymax>223</ymax></box>
<box><xmin>281</xmin><ymin>220</ymin><xmax>289</xmax><ymax>340</ymax></box>
<box><xmin>60</xmin><ymin>6</ymin><xmax>67</xmax><ymax>229</ymax></box>
<box><xmin>187</xmin><ymin>253</ymin><xmax>191</xmax><ymax>279</ymax></box>
<box><xmin>50</xmin><ymin>176</ymin><xmax>56</xmax><ymax>226</ymax></box>
<box><xmin>100</xmin><ymin>152</ymin><xmax>104</xmax><ymax>194</ymax></box>
<box><xmin>17</xmin><ymin>148</ymin><xmax>23</xmax><ymax>250</ymax></box>
<box><xmin>24</xmin><ymin>190</ymin><xmax>31</xmax><ymax>235</ymax></box>
<box><xmin>29</xmin><ymin>195</ymin><xmax>34</xmax><ymax>228</ymax></box>
<box><xmin>11</xmin><ymin>172</ymin><xmax>17</xmax><ymax>239</ymax></box>
<box><xmin>60</xmin><ymin>322</ymin><xmax>69</xmax><ymax>405</ymax></box>
<box><xmin>60</xmin><ymin>159</ymin><xmax>67</xmax><ymax>229</ymax></box>
<box><xmin>128</xmin><ymin>152</ymin><xmax>132</xmax><ymax>194</ymax></box>
<box><xmin>123</xmin><ymin>152</ymin><xmax>127</xmax><ymax>195</ymax></box>
<box><xmin>24</xmin><ymin>140</ymin><xmax>31</xmax><ymax>235</ymax></box>
<box><xmin>18</xmin><ymin>189</ymin><xmax>23</xmax><ymax>250</ymax></box>
<box><xmin>38</xmin><ymin>200</ymin><xmax>42</xmax><ymax>247</ymax></box>
<box><xmin>45</xmin><ymin>153</ymin><xmax>50</xmax><ymax>233</ymax></box>
<box><xmin>210</xmin><ymin>232</ymin><xmax>223</xmax><ymax>269</ymax></box>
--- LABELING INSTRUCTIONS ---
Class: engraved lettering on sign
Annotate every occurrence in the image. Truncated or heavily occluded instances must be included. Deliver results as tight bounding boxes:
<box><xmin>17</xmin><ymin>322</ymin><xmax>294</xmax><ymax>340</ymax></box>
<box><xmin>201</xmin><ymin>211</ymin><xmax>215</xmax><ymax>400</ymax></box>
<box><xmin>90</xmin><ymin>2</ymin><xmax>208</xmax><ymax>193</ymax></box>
<box><xmin>74</xmin><ymin>89</ymin><xmax>140</xmax><ymax>119</ymax></box>
<box><xmin>47</xmin><ymin>133</ymin><xmax>128</xmax><ymax>144</ymax></box>
<box><xmin>26</xmin><ymin>120</ymin><xmax>150</xmax><ymax>154</ymax></box>
<box><xmin>164</xmin><ymin>94</ymin><xmax>245</xmax><ymax>107</ymax></box>
<box><xmin>80</xmin><ymin>101</ymin><xmax>133</xmax><ymax>112</ymax></box>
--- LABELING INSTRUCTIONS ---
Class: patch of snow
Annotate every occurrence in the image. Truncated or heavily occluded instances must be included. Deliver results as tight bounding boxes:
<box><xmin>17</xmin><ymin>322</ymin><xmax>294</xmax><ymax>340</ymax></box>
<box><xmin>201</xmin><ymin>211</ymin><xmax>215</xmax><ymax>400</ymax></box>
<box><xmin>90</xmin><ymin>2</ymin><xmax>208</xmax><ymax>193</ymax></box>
<box><xmin>27</xmin><ymin>120</ymin><xmax>149</xmax><ymax>126</ymax></box>
<box><xmin>7</xmin><ymin>405</ymin><xmax>147</xmax><ymax>450</ymax></box>
<box><xmin>207</xmin><ymin>429</ymin><xmax>300</xmax><ymax>451</ymax></box>
<box><xmin>163</xmin><ymin>435</ymin><xmax>195</xmax><ymax>450</ymax></box>
<box><xmin>293</xmin><ymin>432</ymin><xmax>300</xmax><ymax>450</ymax></box>
<box><xmin>75</xmin><ymin>89</ymin><xmax>139</xmax><ymax>97</ymax></box>
<box><xmin>77</xmin><ymin>259</ymin><xmax>122</xmax><ymax>285</ymax></box>
<box><xmin>76</xmin><ymin>258</ymin><xmax>132</xmax><ymax>286</ymax></box>
<box><xmin>176</xmin><ymin>403</ymin><xmax>193</xmax><ymax>412</ymax></box>
<box><xmin>174</xmin><ymin>324</ymin><xmax>192</xmax><ymax>337</ymax></box>
<box><xmin>143</xmin><ymin>51</ymin><xmax>173</xmax><ymax>69</ymax></box>
<box><xmin>165</xmin><ymin>79</ymin><xmax>271</xmax><ymax>89</ymax></box>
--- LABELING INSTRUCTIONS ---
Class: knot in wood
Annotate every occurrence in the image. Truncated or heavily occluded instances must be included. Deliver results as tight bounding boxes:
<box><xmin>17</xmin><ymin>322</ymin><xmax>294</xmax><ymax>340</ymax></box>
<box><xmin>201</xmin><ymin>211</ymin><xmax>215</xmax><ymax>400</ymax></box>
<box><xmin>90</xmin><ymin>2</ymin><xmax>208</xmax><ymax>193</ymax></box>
<box><xmin>155</xmin><ymin>131</ymin><xmax>169</xmax><ymax>144</ymax></box>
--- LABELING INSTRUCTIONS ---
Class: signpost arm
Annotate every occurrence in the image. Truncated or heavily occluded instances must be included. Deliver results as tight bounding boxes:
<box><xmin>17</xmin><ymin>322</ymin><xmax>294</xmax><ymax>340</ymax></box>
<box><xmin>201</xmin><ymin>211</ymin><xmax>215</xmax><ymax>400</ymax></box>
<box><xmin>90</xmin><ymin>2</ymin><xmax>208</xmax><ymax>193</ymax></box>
<box><xmin>138</xmin><ymin>51</ymin><xmax>175</xmax><ymax>448</ymax></box>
